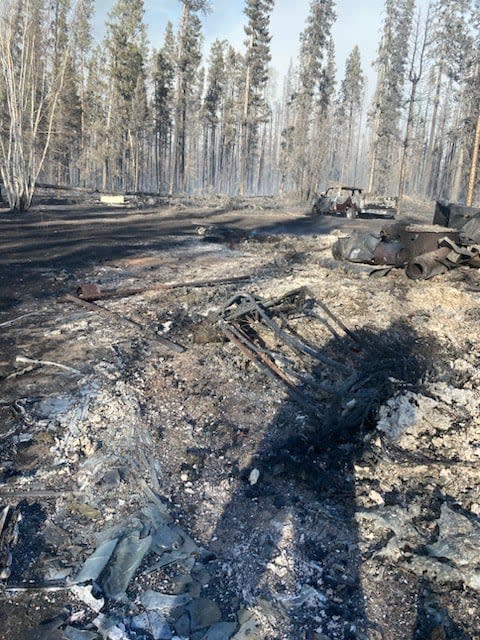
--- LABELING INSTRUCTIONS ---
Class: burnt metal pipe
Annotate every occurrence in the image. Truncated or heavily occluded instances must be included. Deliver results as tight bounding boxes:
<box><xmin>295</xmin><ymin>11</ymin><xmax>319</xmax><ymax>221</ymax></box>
<box><xmin>405</xmin><ymin>247</ymin><xmax>451</xmax><ymax>280</ymax></box>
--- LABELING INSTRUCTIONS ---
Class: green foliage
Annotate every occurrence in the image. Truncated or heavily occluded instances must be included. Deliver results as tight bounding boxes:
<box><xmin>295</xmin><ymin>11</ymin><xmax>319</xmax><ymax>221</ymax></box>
<box><xmin>288</xmin><ymin>0</ymin><xmax>336</xmax><ymax>199</ymax></box>
<box><xmin>299</xmin><ymin>0</ymin><xmax>335</xmax><ymax>99</ymax></box>
<box><xmin>432</xmin><ymin>0</ymin><xmax>472</xmax><ymax>82</ymax></box>
<box><xmin>370</xmin><ymin>0</ymin><xmax>415</xmax><ymax>191</ymax></box>
<box><xmin>106</xmin><ymin>0</ymin><xmax>147</xmax><ymax>108</ymax></box>
<box><xmin>244</xmin><ymin>0</ymin><xmax>274</xmax><ymax>93</ymax></box>
<box><xmin>204</xmin><ymin>39</ymin><xmax>228</xmax><ymax>126</ymax></box>
<box><xmin>71</xmin><ymin>0</ymin><xmax>94</xmax><ymax>67</ymax></box>
<box><xmin>181</xmin><ymin>0</ymin><xmax>211</xmax><ymax>13</ymax></box>
<box><xmin>153</xmin><ymin>24</ymin><xmax>175</xmax><ymax>134</ymax></box>
<box><xmin>339</xmin><ymin>45</ymin><xmax>364</xmax><ymax>119</ymax></box>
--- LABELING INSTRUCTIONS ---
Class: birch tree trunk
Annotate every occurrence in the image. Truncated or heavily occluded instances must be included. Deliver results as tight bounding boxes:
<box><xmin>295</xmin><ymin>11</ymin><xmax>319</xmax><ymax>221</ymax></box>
<box><xmin>0</xmin><ymin>0</ymin><xmax>68</xmax><ymax>211</ymax></box>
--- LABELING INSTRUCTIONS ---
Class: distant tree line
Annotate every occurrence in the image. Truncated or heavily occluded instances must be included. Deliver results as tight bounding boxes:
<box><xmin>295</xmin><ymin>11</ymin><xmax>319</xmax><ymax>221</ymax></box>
<box><xmin>0</xmin><ymin>0</ymin><xmax>479</xmax><ymax>211</ymax></box>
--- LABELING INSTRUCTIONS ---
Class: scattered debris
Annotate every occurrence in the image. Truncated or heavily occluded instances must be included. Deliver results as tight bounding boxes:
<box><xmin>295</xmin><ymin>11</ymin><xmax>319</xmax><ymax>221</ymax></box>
<box><xmin>60</xmin><ymin>293</ymin><xmax>186</xmax><ymax>353</ymax></box>
<box><xmin>2</xmin><ymin>197</ymin><xmax>480</xmax><ymax>639</ymax></box>
<box><xmin>332</xmin><ymin>218</ymin><xmax>480</xmax><ymax>281</ymax></box>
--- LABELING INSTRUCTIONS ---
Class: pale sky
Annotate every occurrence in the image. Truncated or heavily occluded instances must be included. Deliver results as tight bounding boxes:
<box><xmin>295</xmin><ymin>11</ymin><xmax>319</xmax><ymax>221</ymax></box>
<box><xmin>93</xmin><ymin>0</ymin><xmax>429</xmax><ymax>96</ymax></box>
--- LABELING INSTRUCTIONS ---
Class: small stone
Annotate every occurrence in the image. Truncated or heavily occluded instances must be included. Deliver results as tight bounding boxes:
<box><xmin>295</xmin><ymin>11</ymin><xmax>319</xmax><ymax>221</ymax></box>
<box><xmin>249</xmin><ymin>469</ymin><xmax>260</xmax><ymax>485</ymax></box>
<box><xmin>43</xmin><ymin>521</ymin><xmax>69</xmax><ymax>549</ymax></box>
<box><xmin>236</xmin><ymin>610</ymin><xmax>251</xmax><ymax>626</ymax></box>
<box><xmin>368</xmin><ymin>490</ymin><xmax>384</xmax><ymax>506</ymax></box>
<box><xmin>470</xmin><ymin>503</ymin><xmax>480</xmax><ymax>516</ymax></box>
<box><xmin>68</xmin><ymin>501</ymin><xmax>101</xmax><ymax>520</ymax></box>
<box><xmin>93</xmin><ymin>614</ymin><xmax>127</xmax><ymax>640</ymax></box>
<box><xmin>188</xmin><ymin>580</ymin><xmax>202</xmax><ymax>598</ymax></box>
<box><xmin>232</xmin><ymin>610</ymin><xmax>261</xmax><ymax>640</ymax></box>
<box><xmin>191</xmin><ymin>564</ymin><xmax>210</xmax><ymax>586</ymax></box>
<box><xmin>100</xmin><ymin>469</ymin><xmax>121</xmax><ymax>488</ymax></box>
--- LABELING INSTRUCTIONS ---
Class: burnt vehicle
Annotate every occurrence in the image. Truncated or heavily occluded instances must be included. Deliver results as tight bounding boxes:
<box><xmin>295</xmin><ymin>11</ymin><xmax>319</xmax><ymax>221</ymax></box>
<box><xmin>312</xmin><ymin>185</ymin><xmax>397</xmax><ymax>219</ymax></box>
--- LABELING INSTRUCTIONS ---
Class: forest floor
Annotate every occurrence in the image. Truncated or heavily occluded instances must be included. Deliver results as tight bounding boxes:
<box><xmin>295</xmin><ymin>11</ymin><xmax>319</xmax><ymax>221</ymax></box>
<box><xmin>1</xmin><ymin>194</ymin><xmax>480</xmax><ymax>640</ymax></box>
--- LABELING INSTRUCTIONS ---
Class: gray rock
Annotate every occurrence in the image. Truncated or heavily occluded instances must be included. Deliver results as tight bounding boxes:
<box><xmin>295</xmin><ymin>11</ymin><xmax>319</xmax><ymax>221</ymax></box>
<box><xmin>130</xmin><ymin>613</ymin><xmax>150</xmax><ymax>631</ymax></box>
<box><xmin>150</xmin><ymin>526</ymin><xmax>199</xmax><ymax>569</ymax></box>
<box><xmin>188</xmin><ymin>598</ymin><xmax>222</xmax><ymax>631</ymax></box>
<box><xmin>276</xmin><ymin>585</ymin><xmax>325</xmax><ymax>611</ymax></box>
<box><xmin>100</xmin><ymin>469</ymin><xmax>121</xmax><ymax>488</ymax></box>
<box><xmin>93</xmin><ymin>614</ymin><xmax>127</xmax><ymax>640</ymax></box>
<box><xmin>427</xmin><ymin>504</ymin><xmax>480</xmax><ymax>567</ymax></box>
<box><xmin>130</xmin><ymin>612</ymin><xmax>172</xmax><ymax>640</ymax></box>
<box><xmin>171</xmin><ymin>573</ymin><xmax>194</xmax><ymax>594</ymax></box>
<box><xmin>188</xmin><ymin>580</ymin><xmax>202</xmax><ymax>598</ymax></box>
<box><xmin>174</xmin><ymin>612</ymin><xmax>191</xmax><ymax>637</ymax></box>
<box><xmin>418</xmin><ymin>503</ymin><xmax>480</xmax><ymax>590</ymax></box>
<box><xmin>148</xmin><ymin>611</ymin><xmax>173</xmax><ymax>640</ymax></box>
<box><xmin>43</xmin><ymin>521</ymin><xmax>70</xmax><ymax>549</ymax></box>
<box><xmin>191</xmin><ymin>564</ymin><xmax>210</xmax><ymax>586</ymax></box>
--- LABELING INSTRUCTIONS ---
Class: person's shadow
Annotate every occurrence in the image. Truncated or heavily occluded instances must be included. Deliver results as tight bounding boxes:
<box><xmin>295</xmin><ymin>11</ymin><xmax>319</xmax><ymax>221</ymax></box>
<box><xmin>208</xmin><ymin>316</ymin><xmax>456</xmax><ymax>639</ymax></box>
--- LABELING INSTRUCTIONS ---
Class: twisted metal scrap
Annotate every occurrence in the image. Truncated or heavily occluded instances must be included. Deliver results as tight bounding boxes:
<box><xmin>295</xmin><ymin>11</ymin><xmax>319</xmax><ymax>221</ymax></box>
<box><xmin>221</xmin><ymin>289</ymin><xmax>435</xmax><ymax>451</ymax></box>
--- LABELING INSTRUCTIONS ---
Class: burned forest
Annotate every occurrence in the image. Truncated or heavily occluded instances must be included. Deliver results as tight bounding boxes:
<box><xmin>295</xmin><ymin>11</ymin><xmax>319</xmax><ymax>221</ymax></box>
<box><xmin>2</xmin><ymin>1</ymin><xmax>480</xmax><ymax>640</ymax></box>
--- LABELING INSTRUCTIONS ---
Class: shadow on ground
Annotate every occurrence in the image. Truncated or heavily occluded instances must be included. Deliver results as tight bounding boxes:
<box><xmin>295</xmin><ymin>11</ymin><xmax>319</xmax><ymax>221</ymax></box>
<box><xmin>208</xmin><ymin>319</ymin><xmax>470</xmax><ymax>639</ymax></box>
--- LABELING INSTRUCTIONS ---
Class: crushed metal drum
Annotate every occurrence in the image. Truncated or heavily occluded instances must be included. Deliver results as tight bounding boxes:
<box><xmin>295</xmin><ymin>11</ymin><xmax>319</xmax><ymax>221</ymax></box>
<box><xmin>396</xmin><ymin>224</ymin><xmax>460</xmax><ymax>260</ymax></box>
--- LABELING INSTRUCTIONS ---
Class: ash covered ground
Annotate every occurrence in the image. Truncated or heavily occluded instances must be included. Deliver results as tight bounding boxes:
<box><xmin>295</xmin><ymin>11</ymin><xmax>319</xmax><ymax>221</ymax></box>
<box><xmin>1</xmin><ymin>195</ymin><xmax>480</xmax><ymax>640</ymax></box>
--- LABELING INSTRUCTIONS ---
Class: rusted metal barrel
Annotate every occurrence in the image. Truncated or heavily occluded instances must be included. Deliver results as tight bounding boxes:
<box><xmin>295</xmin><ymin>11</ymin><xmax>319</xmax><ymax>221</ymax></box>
<box><xmin>405</xmin><ymin>247</ymin><xmax>451</xmax><ymax>280</ymax></box>
<box><xmin>373</xmin><ymin>241</ymin><xmax>406</xmax><ymax>266</ymax></box>
<box><xmin>397</xmin><ymin>224</ymin><xmax>460</xmax><ymax>261</ymax></box>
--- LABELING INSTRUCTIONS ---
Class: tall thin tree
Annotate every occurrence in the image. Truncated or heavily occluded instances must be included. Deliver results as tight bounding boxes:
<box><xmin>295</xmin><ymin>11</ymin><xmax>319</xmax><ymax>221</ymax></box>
<box><xmin>239</xmin><ymin>0</ymin><xmax>275</xmax><ymax>195</ymax></box>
